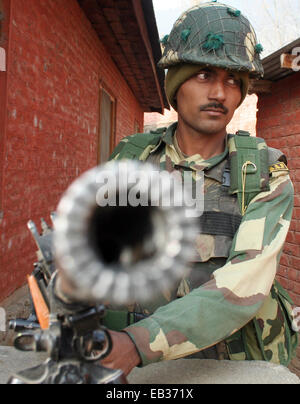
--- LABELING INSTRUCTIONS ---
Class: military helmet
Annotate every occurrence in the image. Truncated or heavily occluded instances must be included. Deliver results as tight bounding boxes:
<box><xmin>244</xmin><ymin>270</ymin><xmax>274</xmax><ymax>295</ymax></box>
<box><xmin>158</xmin><ymin>2</ymin><xmax>264</xmax><ymax>78</ymax></box>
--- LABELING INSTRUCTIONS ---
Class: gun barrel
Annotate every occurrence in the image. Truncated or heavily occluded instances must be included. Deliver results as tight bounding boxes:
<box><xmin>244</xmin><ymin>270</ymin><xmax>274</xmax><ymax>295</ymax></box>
<box><xmin>54</xmin><ymin>161</ymin><xmax>198</xmax><ymax>305</ymax></box>
<box><xmin>9</xmin><ymin>319</ymin><xmax>40</xmax><ymax>332</ymax></box>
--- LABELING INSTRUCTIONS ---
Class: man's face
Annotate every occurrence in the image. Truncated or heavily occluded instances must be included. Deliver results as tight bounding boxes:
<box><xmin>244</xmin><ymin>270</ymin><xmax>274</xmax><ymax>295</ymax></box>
<box><xmin>176</xmin><ymin>67</ymin><xmax>243</xmax><ymax>136</ymax></box>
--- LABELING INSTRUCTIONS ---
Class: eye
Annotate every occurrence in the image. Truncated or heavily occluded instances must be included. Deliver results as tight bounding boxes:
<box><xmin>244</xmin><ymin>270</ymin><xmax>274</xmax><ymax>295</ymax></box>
<box><xmin>227</xmin><ymin>76</ymin><xmax>241</xmax><ymax>87</ymax></box>
<box><xmin>196</xmin><ymin>71</ymin><xmax>211</xmax><ymax>80</ymax></box>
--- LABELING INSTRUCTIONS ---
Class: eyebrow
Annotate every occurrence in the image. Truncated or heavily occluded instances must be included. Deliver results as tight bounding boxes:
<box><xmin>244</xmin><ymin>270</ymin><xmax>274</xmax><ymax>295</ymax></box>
<box><xmin>199</xmin><ymin>67</ymin><xmax>213</xmax><ymax>72</ymax></box>
<box><xmin>197</xmin><ymin>68</ymin><xmax>241</xmax><ymax>81</ymax></box>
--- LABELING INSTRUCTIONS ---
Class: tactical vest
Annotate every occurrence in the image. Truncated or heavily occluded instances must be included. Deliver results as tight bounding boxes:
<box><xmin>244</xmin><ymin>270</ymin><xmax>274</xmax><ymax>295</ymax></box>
<box><xmin>108</xmin><ymin>127</ymin><xmax>298</xmax><ymax>365</ymax></box>
<box><xmin>111</xmin><ymin>127</ymin><xmax>280</xmax><ymax>265</ymax></box>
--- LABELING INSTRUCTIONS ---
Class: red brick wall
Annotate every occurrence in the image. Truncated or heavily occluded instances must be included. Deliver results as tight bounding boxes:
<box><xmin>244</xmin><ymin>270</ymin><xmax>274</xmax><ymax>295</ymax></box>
<box><xmin>0</xmin><ymin>0</ymin><xmax>10</xmax><ymax>213</ymax></box>
<box><xmin>0</xmin><ymin>0</ymin><xmax>144</xmax><ymax>301</ymax></box>
<box><xmin>257</xmin><ymin>71</ymin><xmax>300</xmax><ymax>375</ymax></box>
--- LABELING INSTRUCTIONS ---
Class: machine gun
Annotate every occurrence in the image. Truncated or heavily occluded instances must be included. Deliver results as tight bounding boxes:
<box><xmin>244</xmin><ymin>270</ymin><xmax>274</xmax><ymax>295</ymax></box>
<box><xmin>8</xmin><ymin>161</ymin><xmax>197</xmax><ymax>384</ymax></box>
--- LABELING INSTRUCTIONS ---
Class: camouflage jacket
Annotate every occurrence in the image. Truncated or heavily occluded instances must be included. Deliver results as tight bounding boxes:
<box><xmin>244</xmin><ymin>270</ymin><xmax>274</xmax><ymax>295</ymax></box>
<box><xmin>110</xmin><ymin>122</ymin><xmax>298</xmax><ymax>367</ymax></box>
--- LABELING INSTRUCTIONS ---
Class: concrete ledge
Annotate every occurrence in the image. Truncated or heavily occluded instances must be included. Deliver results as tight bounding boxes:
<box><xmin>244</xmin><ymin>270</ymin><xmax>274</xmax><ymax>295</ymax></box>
<box><xmin>128</xmin><ymin>359</ymin><xmax>300</xmax><ymax>384</ymax></box>
<box><xmin>1</xmin><ymin>346</ymin><xmax>299</xmax><ymax>384</ymax></box>
<box><xmin>0</xmin><ymin>347</ymin><xmax>48</xmax><ymax>384</ymax></box>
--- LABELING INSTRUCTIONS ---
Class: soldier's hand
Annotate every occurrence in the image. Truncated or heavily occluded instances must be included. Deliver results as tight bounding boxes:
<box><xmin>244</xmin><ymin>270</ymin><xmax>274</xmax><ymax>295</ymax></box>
<box><xmin>101</xmin><ymin>330</ymin><xmax>141</xmax><ymax>376</ymax></box>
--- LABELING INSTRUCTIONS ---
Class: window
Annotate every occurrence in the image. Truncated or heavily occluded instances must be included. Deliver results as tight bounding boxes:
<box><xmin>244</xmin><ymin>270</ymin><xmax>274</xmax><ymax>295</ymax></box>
<box><xmin>0</xmin><ymin>47</ymin><xmax>5</xmax><ymax>71</ymax></box>
<box><xmin>99</xmin><ymin>86</ymin><xmax>116</xmax><ymax>163</ymax></box>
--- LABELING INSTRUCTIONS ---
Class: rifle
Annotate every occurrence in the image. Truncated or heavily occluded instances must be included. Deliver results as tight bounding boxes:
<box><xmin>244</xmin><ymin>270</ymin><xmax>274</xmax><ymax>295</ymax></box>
<box><xmin>8</xmin><ymin>161</ymin><xmax>197</xmax><ymax>384</ymax></box>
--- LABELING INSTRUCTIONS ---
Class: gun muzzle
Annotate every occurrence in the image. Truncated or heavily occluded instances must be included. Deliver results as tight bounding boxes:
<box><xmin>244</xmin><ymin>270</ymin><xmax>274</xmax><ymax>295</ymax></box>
<box><xmin>54</xmin><ymin>161</ymin><xmax>198</xmax><ymax>305</ymax></box>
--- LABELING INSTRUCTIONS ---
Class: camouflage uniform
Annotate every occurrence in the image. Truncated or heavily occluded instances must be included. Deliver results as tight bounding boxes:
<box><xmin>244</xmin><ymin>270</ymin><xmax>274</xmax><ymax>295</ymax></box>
<box><xmin>106</xmin><ymin>2</ymin><xmax>298</xmax><ymax>366</ymax></box>
<box><xmin>109</xmin><ymin>123</ymin><xmax>298</xmax><ymax>366</ymax></box>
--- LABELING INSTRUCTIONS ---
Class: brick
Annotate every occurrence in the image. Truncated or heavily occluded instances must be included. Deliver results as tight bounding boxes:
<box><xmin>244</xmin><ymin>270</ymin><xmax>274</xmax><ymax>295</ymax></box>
<box><xmin>278</xmin><ymin>275</ymin><xmax>290</xmax><ymax>291</ymax></box>
<box><xmin>288</xmin><ymin>159</ymin><xmax>300</xmax><ymax>170</ymax></box>
<box><xmin>285</xmin><ymin>243</ymin><xmax>300</xmax><ymax>257</ymax></box>
<box><xmin>289</xmin><ymin>146</ymin><xmax>300</xmax><ymax>159</ymax></box>
<box><xmin>267</xmin><ymin>137</ymin><xmax>287</xmax><ymax>150</ymax></box>
<box><xmin>293</xmin><ymin>182</ymin><xmax>300</xmax><ymax>195</ymax></box>
<box><xmin>288</xmin><ymin>268</ymin><xmax>300</xmax><ymax>282</ymax></box>
<box><xmin>292</xmin><ymin>282</ymin><xmax>300</xmax><ymax>295</ymax></box>
<box><xmin>290</xmin><ymin>219</ymin><xmax>297</xmax><ymax>231</ymax></box>
<box><xmin>294</xmin><ymin>208</ymin><xmax>300</xmax><ymax>220</ymax></box>
<box><xmin>295</xmin><ymin>196</ymin><xmax>300</xmax><ymax>207</ymax></box>
<box><xmin>259</xmin><ymin>73</ymin><xmax>300</xmax><ymax>308</ymax></box>
<box><xmin>0</xmin><ymin>0</ymin><xmax>144</xmax><ymax>301</ymax></box>
<box><xmin>278</xmin><ymin>265</ymin><xmax>288</xmax><ymax>279</ymax></box>
<box><xmin>290</xmin><ymin>257</ymin><xmax>300</xmax><ymax>271</ymax></box>
<box><xmin>280</xmin><ymin>253</ymin><xmax>290</xmax><ymax>267</ymax></box>
<box><xmin>286</xmin><ymin>231</ymin><xmax>296</xmax><ymax>243</ymax></box>
<box><xmin>289</xmin><ymin>292</ymin><xmax>300</xmax><ymax>307</ymax></box>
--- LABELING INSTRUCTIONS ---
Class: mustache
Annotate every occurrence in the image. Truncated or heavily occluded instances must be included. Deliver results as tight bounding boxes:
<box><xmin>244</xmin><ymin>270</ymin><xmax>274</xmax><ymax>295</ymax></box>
<box><xmin>200</xmin><ymin>103</ymin><xmax>229</xmax><ymax>114</ymax></box>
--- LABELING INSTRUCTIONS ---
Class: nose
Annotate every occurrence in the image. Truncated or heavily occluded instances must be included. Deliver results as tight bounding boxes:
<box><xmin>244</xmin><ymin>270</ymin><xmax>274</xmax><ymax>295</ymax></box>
<box><xmin>208</xmin><ymin>79</ymin><xmax>226</xmax><ymax>103</ymax></box>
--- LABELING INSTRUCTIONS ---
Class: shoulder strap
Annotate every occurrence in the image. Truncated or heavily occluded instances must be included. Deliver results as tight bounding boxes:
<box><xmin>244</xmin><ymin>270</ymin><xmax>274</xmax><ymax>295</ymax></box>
<box><xmin>109</xmin><ymin>131</ymin><xmax>163</xmax><ymax>162</ymax></box>
<box><xmin>228</xmin><ymin>131</ymin><xmax>270</xmax><ymax>216</ymax></box>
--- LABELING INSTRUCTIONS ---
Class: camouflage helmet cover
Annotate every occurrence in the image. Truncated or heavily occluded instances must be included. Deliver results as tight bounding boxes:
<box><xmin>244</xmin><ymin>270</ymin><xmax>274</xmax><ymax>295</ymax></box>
<box><xmin>159</xmin><ymin>2</ymin><xmax>264</xmax><ymax>77</ymax></box>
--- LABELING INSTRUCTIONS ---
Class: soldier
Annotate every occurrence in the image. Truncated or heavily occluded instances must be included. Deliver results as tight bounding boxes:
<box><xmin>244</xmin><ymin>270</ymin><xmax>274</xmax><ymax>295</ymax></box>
<box><xmin>101</xmin><ymin>2</ymin><xmax>298</xmax><ymax>375</ymax></box>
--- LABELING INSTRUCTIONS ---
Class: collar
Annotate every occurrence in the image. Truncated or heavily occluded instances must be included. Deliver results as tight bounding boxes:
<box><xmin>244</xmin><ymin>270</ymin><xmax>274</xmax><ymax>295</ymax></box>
<box><xmin>159</xmin><ymin>122</ymin><xmax>229</xmax><ymax>178</ymax></box>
